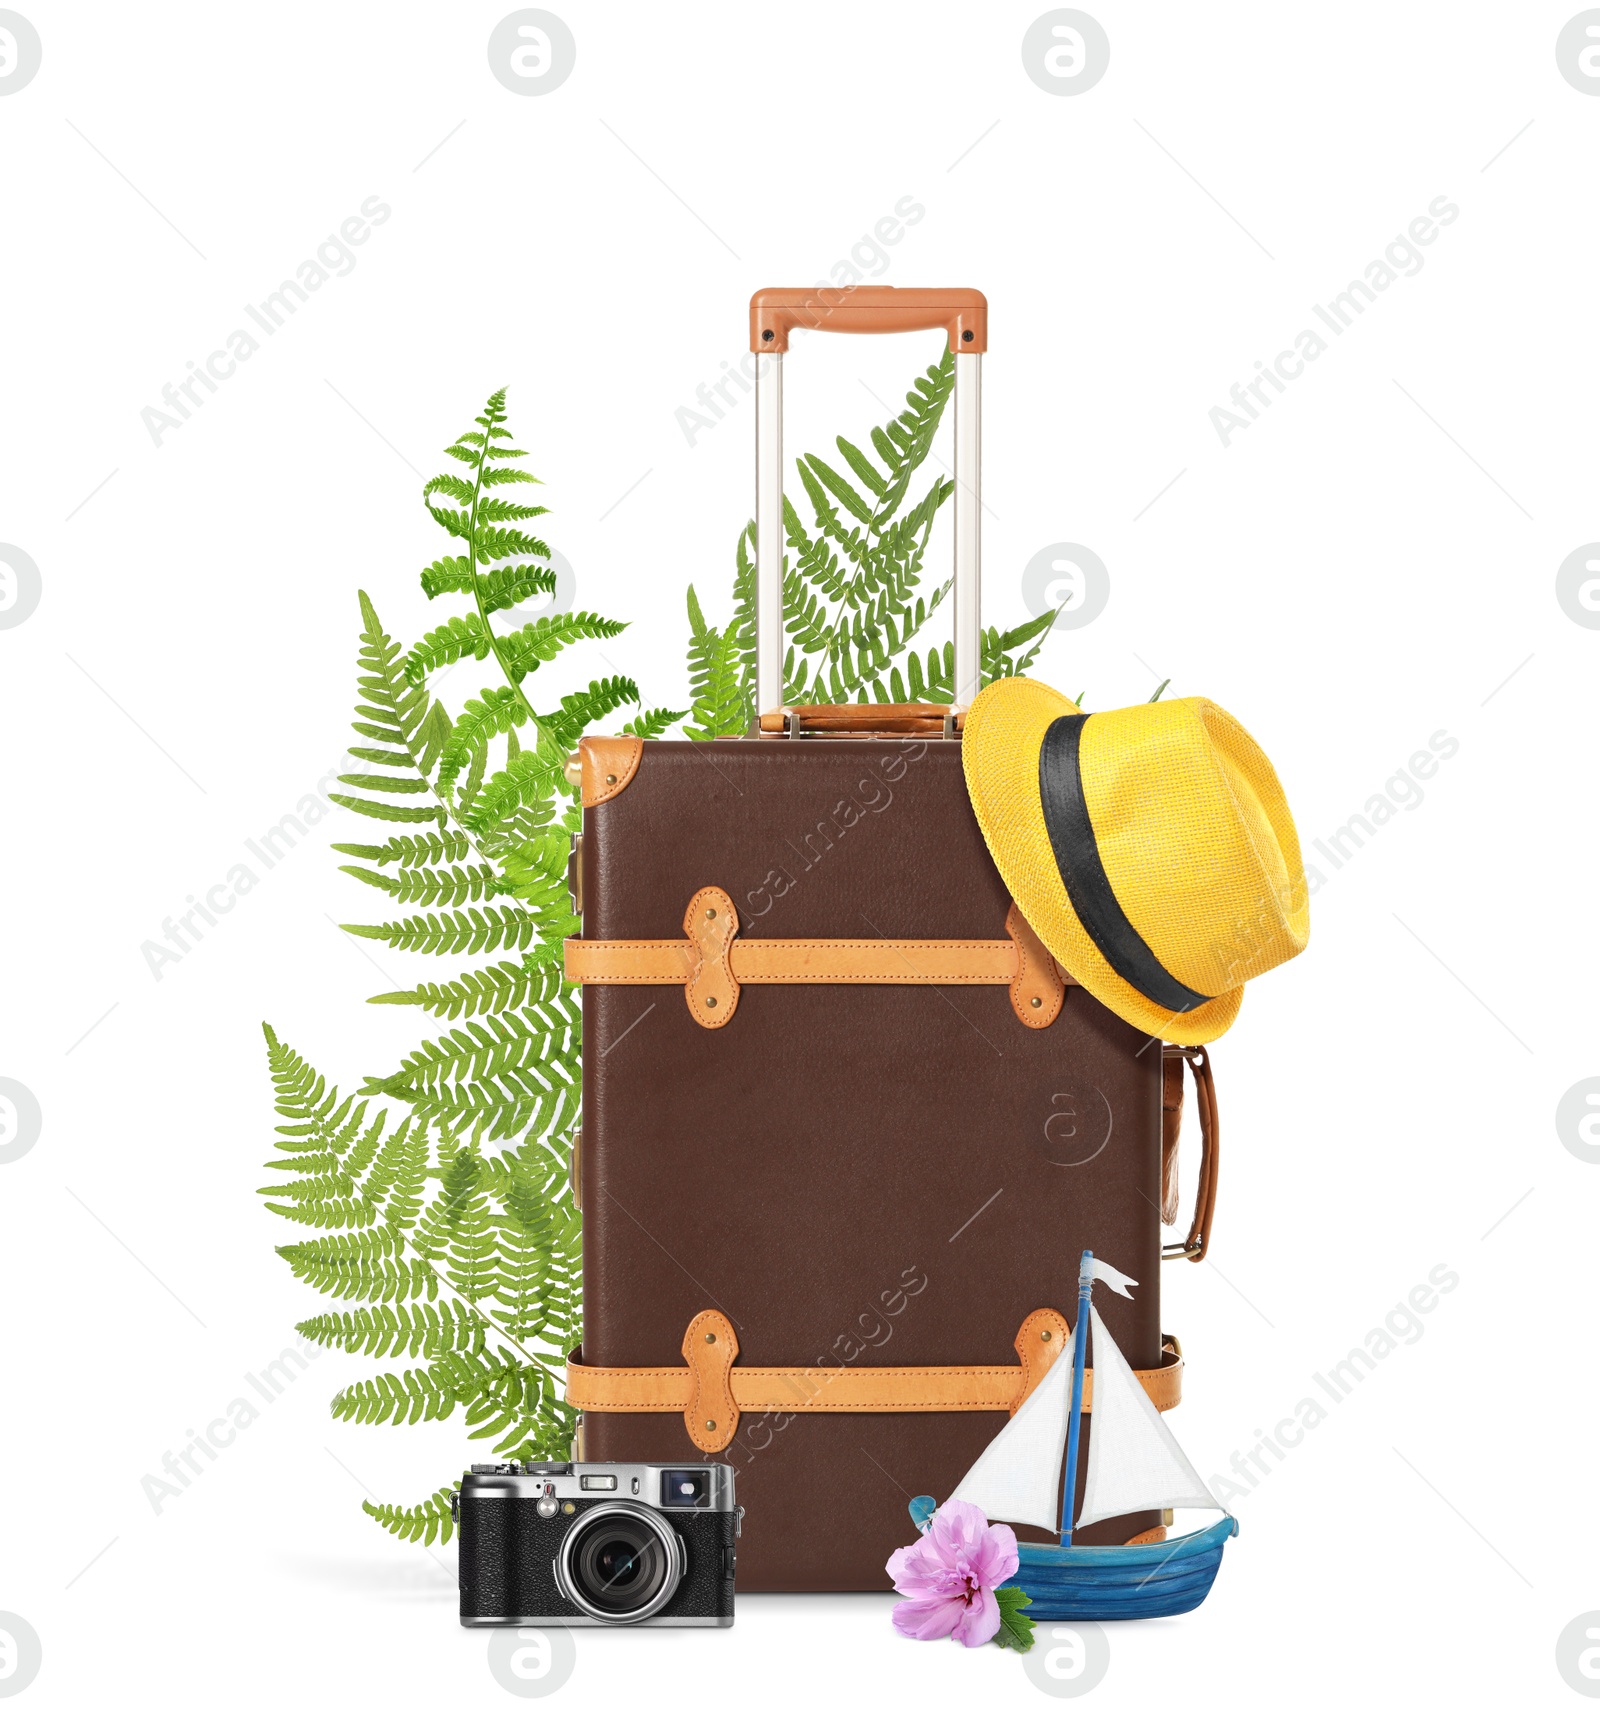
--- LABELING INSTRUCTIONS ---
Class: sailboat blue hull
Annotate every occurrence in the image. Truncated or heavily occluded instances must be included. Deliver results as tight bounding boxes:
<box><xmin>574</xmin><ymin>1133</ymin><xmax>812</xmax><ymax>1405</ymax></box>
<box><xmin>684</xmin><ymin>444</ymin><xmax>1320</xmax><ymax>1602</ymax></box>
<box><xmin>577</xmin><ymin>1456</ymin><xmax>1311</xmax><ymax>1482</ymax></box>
<box><xmin>1007</xmin><ymin>1517</ymin><xmax>1238</xmax><ymax>1621</ymax></box>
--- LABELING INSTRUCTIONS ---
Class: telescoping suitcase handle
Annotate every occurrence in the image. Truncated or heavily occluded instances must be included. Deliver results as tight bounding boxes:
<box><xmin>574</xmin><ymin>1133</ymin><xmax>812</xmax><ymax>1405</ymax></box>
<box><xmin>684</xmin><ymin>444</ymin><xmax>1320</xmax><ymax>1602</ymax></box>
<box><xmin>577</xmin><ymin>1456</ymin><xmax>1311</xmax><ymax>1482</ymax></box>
<box><xmin>750</xmin><ymin>286</ymin><xmax>987</xmax><ymax>730</ymax></box>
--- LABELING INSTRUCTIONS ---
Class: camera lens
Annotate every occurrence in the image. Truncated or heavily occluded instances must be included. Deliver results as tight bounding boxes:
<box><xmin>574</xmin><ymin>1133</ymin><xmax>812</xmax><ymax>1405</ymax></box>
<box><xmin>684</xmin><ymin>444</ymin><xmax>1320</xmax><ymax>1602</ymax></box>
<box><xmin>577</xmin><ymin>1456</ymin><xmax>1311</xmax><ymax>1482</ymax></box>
<box><xmin>558</xmin><ymin>1504</ymin><xmax>683</xmax><ymax>1623</ymax></box>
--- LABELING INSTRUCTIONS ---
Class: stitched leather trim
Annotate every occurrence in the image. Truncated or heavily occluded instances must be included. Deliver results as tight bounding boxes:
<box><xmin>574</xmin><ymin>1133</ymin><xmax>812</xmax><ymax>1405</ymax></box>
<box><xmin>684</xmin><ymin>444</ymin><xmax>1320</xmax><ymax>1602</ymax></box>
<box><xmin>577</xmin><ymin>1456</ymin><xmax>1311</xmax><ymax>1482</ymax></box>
<box><xmin>682</xmin><ymin>1309</ymin><xmax>739</xmax><ymax>1450</ymax></box>
<box><xmin>1011</xmin><ymin>1307</ymin><xmax>1071</xmax><ymax>1413</ymax></box>
<box><xmin>683</xmin><ymin>887</ymin><xmax>738</xmax><ymax>1028</ymax></box>
<box><xmin>1123</xmin><ymin>1525</ymin><xmax>1168</xmax><ymax>1546</ymax></box>
<box><xmin>1006</xmin><ymin>903</ymin><xmax>1066</xmax><ymax>1028</ymax></box>
<box><xmin>580</xmin><ymin>734</ymin><xmax>643</xmax><ymax>808</ymax></box>
<box><xmin>567</xmin><ymin>1324</ymin><xmax>1184</xmax><ymax>1422</ymax></box>
<box><xmin>564</xmin><ymin>935</ymin><xmax>1081</xmax><ymax>989</ymax></box>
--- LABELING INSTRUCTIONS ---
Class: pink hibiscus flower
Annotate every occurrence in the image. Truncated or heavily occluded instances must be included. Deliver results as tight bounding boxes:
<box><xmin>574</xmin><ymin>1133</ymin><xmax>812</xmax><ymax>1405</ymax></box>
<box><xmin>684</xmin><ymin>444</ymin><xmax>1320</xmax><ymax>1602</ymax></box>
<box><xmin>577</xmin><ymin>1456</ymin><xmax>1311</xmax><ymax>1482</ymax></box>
<box><xmin>886</xmin><ymin>1499</ymin><xmax>1020</xmax><ymax>1647</ymax></box>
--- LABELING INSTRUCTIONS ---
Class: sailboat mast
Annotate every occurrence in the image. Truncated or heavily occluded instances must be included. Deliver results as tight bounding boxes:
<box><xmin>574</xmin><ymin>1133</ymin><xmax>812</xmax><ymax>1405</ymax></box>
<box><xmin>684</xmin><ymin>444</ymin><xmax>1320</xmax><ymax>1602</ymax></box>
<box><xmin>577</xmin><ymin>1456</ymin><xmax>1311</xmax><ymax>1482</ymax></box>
<box><xmin>1059</xmin><ymin>1249</ymin><xmax>1094</xmax><ymax>1545</ymax></box>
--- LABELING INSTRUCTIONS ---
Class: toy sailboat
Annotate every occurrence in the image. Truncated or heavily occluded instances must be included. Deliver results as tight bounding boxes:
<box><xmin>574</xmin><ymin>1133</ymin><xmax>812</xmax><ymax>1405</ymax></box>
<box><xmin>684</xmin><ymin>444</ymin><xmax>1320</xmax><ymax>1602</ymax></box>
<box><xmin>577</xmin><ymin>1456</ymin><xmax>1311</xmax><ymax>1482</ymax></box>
<box><xmin>916</xmin><ymin>1250</ymin><xmax>1236</xmax><ymax>1620</ymax></box>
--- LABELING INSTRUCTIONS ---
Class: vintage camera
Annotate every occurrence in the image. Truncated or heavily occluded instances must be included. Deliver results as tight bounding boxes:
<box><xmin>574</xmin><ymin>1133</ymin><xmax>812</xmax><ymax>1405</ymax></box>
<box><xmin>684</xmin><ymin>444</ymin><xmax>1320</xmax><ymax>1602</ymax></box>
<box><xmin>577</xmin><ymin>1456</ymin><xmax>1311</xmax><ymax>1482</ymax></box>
<box><xmin>456</xmin><ymin>1461</ymin><xmax>739</xmax><ymax>1627</ymax></box>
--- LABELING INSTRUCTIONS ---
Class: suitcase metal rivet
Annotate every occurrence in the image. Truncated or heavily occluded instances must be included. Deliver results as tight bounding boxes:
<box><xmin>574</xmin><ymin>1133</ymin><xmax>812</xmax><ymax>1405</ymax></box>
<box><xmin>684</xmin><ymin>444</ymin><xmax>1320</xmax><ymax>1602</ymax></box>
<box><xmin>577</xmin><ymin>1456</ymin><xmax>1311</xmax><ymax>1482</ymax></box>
<box><xmin>1030</xmin><ymin>996</ymin><xmax>1042</xmax><ymax>1008</ymax></box>
<box><xmin>1041</xmin><ymin>1330</ymin><xmax>1053</xmax><ymax>1341</ymax></box>
<box><xmin>705</xmin><ymin>1332</ymin><xmax>717</xmax><ymax>1343</ymax></box>
<box><xmin>706</xmin><ymin>1419</ymin><xmax>718</xmax><ymax>1431</ymax></box>
<box><xmin>706</xmin><ymin>907</ymin><xmax>717</xmax><ymax>919</ymax></box>
<box><xmin>705</xmin><ymin>996</ymin><xmax>718</xmax><ymax>1008</ymax></box>
<box><xmin>605</xmin><ymin>773</ymin><xmax>617</xmax><ymax>785</ymax></box>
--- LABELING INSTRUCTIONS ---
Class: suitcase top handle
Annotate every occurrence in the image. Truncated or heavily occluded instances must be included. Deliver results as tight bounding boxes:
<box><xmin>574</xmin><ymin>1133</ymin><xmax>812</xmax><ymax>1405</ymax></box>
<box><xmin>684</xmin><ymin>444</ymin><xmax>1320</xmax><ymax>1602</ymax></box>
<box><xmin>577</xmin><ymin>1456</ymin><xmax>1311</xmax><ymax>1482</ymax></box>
<box><xmin>751</xmin><ymin>286</ymin><xmax>985</xmax><ymax>716</ymax></box>
<box><xmin>749</xmin><ymin>286</ymin><xmax>987</xmax><ymax>354</ymax></box>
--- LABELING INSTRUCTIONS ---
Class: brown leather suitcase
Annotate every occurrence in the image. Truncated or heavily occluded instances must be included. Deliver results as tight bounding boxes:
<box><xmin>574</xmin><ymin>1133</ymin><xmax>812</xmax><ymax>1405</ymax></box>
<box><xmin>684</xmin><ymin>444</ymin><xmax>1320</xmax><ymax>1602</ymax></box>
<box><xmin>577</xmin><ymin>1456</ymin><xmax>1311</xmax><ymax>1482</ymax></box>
<box><xmin>563</xmin><ymin>289</ymin><xmax>1216</xmax><ymax>1591</ymax></box>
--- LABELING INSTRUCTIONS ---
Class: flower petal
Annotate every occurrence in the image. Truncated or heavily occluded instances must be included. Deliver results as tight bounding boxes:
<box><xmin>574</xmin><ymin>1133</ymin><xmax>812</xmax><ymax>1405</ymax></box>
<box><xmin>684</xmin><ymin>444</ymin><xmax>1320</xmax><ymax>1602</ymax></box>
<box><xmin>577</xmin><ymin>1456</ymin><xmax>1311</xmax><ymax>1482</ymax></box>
<box><xmin>887</xmin><ymin>1533</ymin><xmax>956</xmax><ymax>1595</ymax></box>
<box><xmin>892</xmin><ymin>1594</ymin><xmax>967</xmax><ymax>1642</ymax></box>
<box><xmin>932</xmin><ymin>1499</ymin><xmax>990</xmax><ymax>1559</ymax></box>
<box><xmin>952</xmin><ymin>1586</ymin><xmax>1002</xmax><ymax>1648</ymax></box>
<box><xmin>970</xmin><ymin>1519</ymin><xmax>1020</xmax><ymax>1588</ymax></box>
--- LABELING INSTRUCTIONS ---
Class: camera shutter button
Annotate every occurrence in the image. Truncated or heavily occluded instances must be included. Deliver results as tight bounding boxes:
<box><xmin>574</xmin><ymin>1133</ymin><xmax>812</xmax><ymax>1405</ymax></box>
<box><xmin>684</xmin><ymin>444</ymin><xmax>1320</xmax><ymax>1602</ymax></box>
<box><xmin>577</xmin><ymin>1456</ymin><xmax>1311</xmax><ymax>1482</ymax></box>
<box><xmin>536</xmin><ymin>1495</ymin><xmax>559</xmax><ymax>1518</ymax></box>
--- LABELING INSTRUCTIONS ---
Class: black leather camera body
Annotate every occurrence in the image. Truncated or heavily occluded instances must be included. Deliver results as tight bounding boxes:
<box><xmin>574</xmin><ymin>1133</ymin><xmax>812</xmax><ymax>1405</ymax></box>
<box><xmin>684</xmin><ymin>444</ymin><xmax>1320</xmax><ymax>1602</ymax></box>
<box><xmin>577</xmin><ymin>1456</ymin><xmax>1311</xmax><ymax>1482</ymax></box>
<box><xmin>456</xmin><ymin>1461</ymin><xmax>738</xmax><ymax>1627</ymax></box>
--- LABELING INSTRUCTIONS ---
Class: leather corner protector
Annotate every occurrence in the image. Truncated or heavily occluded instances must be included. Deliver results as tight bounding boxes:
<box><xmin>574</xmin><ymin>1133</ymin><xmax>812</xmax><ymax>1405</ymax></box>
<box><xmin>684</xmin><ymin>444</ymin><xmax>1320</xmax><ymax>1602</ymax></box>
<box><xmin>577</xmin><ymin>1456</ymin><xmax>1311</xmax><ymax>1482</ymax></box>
<box><xmin>682</xmin><ymin>1309</ymin><xmax>739</xmax><ymax>1452</ymax></box>
<box><xmin>683</xmin><ymin>886</ymin><xmax>739</xmax><ymax>1028</ymax></box>
<box><xmin>1011</xmin><ymin>1307</ymin><xmax>1071</xmax><ymax>1413</ymax></box>
<box><xmin>580</xmin><ymin>735</ymin><xmax>643</xmax><ymax>809</ymax></box>
<box><xmin>1005</xmin><ymin>903</ymin><xmax>1066</xmax><ymax>1028</ymax></box>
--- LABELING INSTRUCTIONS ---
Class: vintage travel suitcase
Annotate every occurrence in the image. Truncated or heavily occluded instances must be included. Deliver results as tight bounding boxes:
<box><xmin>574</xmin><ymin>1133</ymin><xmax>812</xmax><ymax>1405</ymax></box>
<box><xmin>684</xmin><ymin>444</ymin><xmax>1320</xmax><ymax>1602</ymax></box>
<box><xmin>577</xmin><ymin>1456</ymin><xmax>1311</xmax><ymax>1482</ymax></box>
<box><xmin>564</xmin><ymin>289</ymin><xmax>1216</xmax><ymax>1592</ymax></box>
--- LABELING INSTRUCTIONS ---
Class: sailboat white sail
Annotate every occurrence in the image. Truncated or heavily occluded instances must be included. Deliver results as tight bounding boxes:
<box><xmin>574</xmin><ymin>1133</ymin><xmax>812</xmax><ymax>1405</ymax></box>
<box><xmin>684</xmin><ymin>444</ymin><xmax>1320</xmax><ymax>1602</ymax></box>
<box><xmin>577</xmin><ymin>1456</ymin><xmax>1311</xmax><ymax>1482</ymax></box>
<box><xmin>1075</xmin><ymin>1306</ymin><xmax>1219</xmax><ymax>1529</ymax></box>
<box><xmin>946</xmin><ymin>1291</ymin><xmax>1225</xmax><ymax>1537</ymax></box>
<box><xmin>948</xmin><ymin>1324</ymin><xmax>1076</xmax><ymax>1533</ymax></box>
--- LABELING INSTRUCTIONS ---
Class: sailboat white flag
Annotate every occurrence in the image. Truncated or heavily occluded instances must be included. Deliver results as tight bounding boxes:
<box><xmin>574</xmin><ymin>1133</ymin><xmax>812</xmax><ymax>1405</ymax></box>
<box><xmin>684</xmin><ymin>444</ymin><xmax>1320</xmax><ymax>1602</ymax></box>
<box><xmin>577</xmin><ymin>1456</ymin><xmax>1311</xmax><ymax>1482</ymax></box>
<box><xmin>948</xmin><ymin>1324</ymin><xmax>1076</xmax><ymax>1533</ymax></box>
<box><xmin>1088</xmin><ymin>1258</ymin><xmax>1139</xmax><ymax>1298</ymax></box>
<box><xmin>1076</xmin><ymin>1306</ymin><xmax>1222</xmax><ymax>1530</ymax></box>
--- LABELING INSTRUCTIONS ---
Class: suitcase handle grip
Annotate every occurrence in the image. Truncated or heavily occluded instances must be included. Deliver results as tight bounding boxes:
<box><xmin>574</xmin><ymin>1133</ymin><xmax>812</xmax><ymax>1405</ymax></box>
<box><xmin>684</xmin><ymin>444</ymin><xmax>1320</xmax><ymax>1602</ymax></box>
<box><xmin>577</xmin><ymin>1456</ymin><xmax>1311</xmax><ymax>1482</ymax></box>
<box><xmin>749</xmin><ymin>286</ymin><xmax>987</xmax><ymax>354</ymax></box>
<box><xmin>754</xmin><ymin>703</ymin><xmax>963</xmax><ymax>738</ymax></box>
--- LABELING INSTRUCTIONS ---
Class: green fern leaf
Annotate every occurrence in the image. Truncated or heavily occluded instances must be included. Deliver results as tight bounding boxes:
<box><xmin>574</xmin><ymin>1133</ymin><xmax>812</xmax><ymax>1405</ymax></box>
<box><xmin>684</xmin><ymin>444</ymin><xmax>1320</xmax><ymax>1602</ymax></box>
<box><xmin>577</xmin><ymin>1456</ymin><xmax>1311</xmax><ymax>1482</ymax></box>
<box><xmin>368</xmin><ymin>957</ymin><xmax>557</xmax><ymax>1021</ymax></box>
<box><xmin>437</xmin><ymin>686</ymin><xmax>530</xmax><ymax>788</ymax></box>
<box><xmin>363</xmin><ymin>1485</ymin><xmax>459</xmax><ymax>1546</ymax></box>
<box><xmin>474</xmin><ymin>526</ymin><xmax>549</xmax><ymax>563</ymax></box>
<box><xmin>622</xmin><ymin>707</ymin><xmax>686</xmax><ymax>739</ymax></box>
<box><xmin>476</xmin><ymin>498</ymin><xmax>549</xmax><ymax>524</ymax></box>
<box><xmin>476</xmin><ymin>563</ymin><xmax>557</xmax><ymax>615</ymax></box>
<box><xmin>540</xmin><ymin>677</ymin><xmax>640</xmax><ymax>752</ymax></box>
<box><xmin>401</xmin><ymin>614</ymin><xmax>492</xmax><ymax>683</ymax></box>
<box><xmin>498</xmin><ymin>613</ymin><xmax>627</xmax><ymax>683</ymax></box>
<box><xmin>344</xmin><ymin>905</ymin><xmax>537</xmax><ymax>957</ymax></box>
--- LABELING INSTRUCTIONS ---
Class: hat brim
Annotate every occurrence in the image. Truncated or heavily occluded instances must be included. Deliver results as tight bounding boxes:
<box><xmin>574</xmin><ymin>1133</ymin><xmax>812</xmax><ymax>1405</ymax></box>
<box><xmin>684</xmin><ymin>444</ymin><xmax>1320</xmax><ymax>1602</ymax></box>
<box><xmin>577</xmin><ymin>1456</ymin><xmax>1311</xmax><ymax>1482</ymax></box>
<box><xmin>962</xmin><ymin>677</ymin><xmax>1243</xmax><ymax>1047</ymax></box>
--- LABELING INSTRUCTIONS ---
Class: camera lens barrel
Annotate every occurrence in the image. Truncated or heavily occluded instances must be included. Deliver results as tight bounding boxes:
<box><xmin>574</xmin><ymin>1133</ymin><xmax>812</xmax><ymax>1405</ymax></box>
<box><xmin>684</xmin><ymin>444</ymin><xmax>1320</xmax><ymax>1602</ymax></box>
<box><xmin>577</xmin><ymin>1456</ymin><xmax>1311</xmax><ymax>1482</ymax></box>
<box><xmin>556</xmin><ymin>1502</ymin><xmax>686</xmax><ymax>1624</ymax></box>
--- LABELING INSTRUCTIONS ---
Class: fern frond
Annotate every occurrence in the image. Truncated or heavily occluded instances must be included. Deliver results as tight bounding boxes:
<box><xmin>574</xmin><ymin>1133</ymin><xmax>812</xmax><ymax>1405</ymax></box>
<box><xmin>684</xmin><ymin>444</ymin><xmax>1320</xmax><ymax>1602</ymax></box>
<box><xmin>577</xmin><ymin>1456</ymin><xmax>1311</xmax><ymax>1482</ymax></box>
<box><xmin>363</xmin><ymin>1486</ymin><xmax>458</xmax><ymax>1546</ymax></box>
<box><xmin>622</xmin><ymin>707</ymin><xmax>686</xmax><ymax>739</ymax></box>
<box><xmin>367</xmin><ymin>957</ymin><xmax>559</xmax><ymax>1021</ymax></box>
<box><xmin>437</xmin><ymin>687</ymin><xmax>530</xmax><ymax>788</ymax></box>
<box><xmin>331</xmin><ymin>1363</ymin><xmax>458</xmax><ymax>1426</ymax></box>
<box><xmin>463</xmin><ymin>741</ymin><xmax>569</xmax><ymax>838</ymax></box>
<box><xmin>498</xmin><ymin>613</ymin><xmax>627</xmax><ymax>683</ymax></box>
<box><xmin>298</xmin><ymin>1299</ymin><xmax>486</xmax><ymax>1359</ymax></box>
<box><xmin>344</xmin><ymin>905</ymin><xmax>537</xmax><ymax>957</ymax></box>
<box><xmin>339</xmin><ymin>860</ymin><xmax>503</xmax><ymax>906</ymax></box>
<box><xmin>276</xmin><ymin>1228</ymin><xmax>439</xmax><ymax>1303</ymax></box>
<box><xmin>544</xmin><ymin>677</ymin><xmax>639</xmax><ymax>749</ymax></box>
<box><xmin>477</xmin><ymin>563</ymin><xmax>557</xmax><ymax>615</ymax></box>
<box><xmin>401</xmin><ymin>614</ymin><xmax>491</xmax><ymax>682</ymax></box>
<box><xmin>370</xmin><ymin>993</ymin><xmax>581</xmax><ymax>1096</ymax></box>
<box><xmin>476</xmin><ymin>498</ymin><xmax>549</xmax><ymax>524</ymax></box>
<box><xmin>331</xmin><ymin>830</ymin><xmax>471</xmax><ymax>868</ymax></box>
<box><xmin>475</xmin><ymin>525</ymin><xmax>550</xmax><ymax>563</ymax></box>
<box><xmin>685</xmin><ymin>585</ymin><xmax>747</xmax><ymax>740</ymax></box>
<box><xmin>419</xmin><ymin>556</ymin><xmax>473</xmax><ymax>598</ymax></box>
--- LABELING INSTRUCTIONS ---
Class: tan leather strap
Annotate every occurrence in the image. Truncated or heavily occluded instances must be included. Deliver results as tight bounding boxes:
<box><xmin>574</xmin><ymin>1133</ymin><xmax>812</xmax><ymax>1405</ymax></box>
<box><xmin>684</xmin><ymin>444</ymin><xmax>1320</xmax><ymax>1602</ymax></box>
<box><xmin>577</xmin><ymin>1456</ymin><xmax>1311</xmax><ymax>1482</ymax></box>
<box><xmin>566</xmin><ymin>893</ymin><xmax>1072</xmax><ymax>1029</ymax></box>
<box><xmin>1161</xmin><ymin>1044</ymin><xmax>1219</xmax><ymax>1263</ymax></box>
<box><xmin>569</xmin><ymin>1312</ymin><xmax>1185</xmax><ymax>1453</ymax></box>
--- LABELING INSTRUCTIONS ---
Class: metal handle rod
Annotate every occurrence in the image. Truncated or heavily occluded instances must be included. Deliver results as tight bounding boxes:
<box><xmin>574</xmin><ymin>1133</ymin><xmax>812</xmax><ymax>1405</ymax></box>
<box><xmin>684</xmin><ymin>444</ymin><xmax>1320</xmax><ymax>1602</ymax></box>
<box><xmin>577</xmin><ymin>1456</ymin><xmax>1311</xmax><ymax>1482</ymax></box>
<box><xmin>951</xmin><ymin>351</ymin><xmax>982</xmax><ymax>709</ymax></box>
<box><xmin>755</xmin><ymin>352</ymin><xmax>784</xmax><ymax>715</ymax></box>
<box><xmin>754</xmin><ymin>348</ymin><xmax>982</xmax><ymax>717</ymax></box>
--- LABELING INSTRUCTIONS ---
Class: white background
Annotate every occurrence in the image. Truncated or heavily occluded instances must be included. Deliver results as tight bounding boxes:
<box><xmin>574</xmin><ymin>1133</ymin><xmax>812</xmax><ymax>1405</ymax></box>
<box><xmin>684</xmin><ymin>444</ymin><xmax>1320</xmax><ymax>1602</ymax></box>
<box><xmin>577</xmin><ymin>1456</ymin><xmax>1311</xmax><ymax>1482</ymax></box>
<box><xmin>2</xmin><ymin>2</ymin><xmax>1598</xmax><ymax>1704</ymax></box>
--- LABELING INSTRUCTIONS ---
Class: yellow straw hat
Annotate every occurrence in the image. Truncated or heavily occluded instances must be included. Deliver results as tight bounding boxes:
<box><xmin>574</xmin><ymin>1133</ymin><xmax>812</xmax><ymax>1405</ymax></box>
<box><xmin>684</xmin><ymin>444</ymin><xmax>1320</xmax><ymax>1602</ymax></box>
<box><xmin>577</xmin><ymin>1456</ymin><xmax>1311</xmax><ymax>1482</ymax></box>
<box><xmin>962</xmin><ymin>678</ymin><xmax>1309</xmax><ymax>1046</ymax></box>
